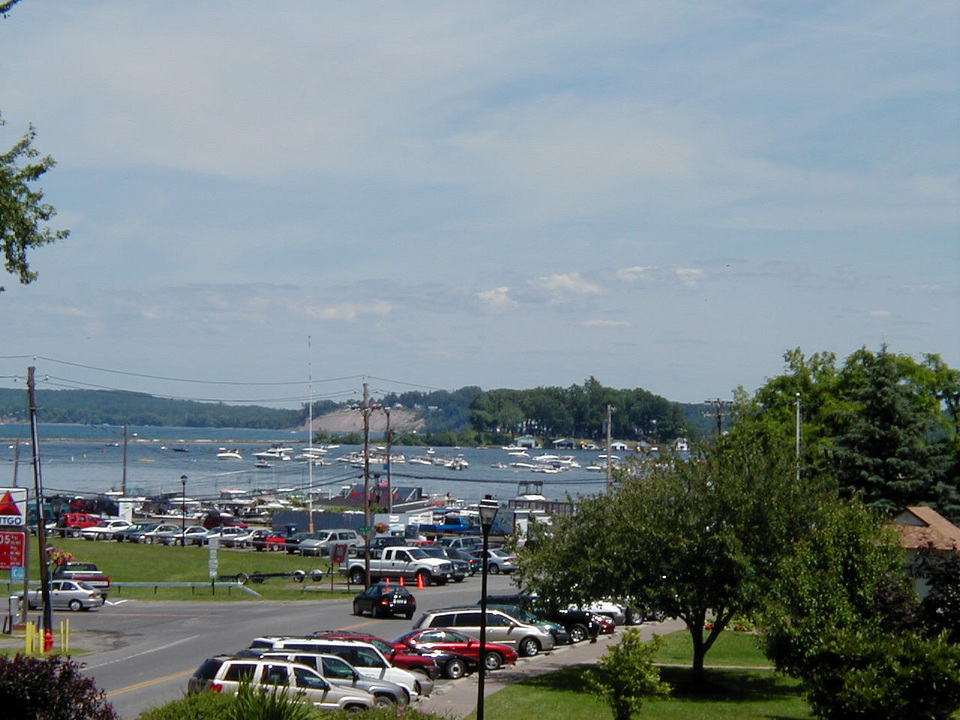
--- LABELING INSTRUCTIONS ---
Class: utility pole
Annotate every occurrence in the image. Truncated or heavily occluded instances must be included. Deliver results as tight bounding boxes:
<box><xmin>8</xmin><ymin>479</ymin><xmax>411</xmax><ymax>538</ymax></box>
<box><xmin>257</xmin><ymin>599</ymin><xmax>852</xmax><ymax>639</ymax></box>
<box><xmin>795</xmin><ymin>392</ymin><xmax>802</xmax><ymax>483</ymax></box>
<box><xmin>27</xmin><ymin>367</ymin><xmax>53</xmax><ymax>647</ymax></box>
<box><xmin>362</xmin><ymin>383</ymin><xmax>371</xmax><ymax>587</ymax></box>
<box><xmin>605</xmin><ymin>404</ymin><xmax>615</xmax><ymax>491</ymax></box>
<box><xmin>704</xmin><ymin>398</ymin><xmax>732</xmax><ymax>436</ymax></box>
<box><xmin>307</xmin><ymin>336</ymin><xmax>314</xmax><ymax>533</ymax></box>
<box><xmin>121</xmin><ymin>423</ymin><xmax>128</xmax><ymax>496</ymax></box>
<box><xmin>384</xmin><ymin>407</ymin><xmax>393</xmax><ymax>514</ymax></box>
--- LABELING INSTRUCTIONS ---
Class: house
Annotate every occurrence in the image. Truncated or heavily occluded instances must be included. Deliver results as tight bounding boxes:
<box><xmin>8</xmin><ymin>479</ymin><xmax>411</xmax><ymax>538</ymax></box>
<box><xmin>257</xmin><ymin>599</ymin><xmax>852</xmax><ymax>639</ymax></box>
<box><xmin>610</xmin><ymin>441</ymin><xmax>629</xmax><ymax>452</ymax></box>
<box><xmin>890</xmin><ymin>505</ymin><xmax>960</xmax><ymax>598</ymax></box>
<box><xmin>551</xmin><ymin>438</ymin><xmax>575</xmax><ymax>450</ymax></box>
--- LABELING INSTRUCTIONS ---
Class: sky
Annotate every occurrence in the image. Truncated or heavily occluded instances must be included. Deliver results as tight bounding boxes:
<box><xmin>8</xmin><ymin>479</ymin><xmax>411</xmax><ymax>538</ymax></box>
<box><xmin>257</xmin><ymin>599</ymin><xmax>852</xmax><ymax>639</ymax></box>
<box><xmin>1</xmin><ymin>1</ymin><xmax>957</xmax><ymax>409</ymax></box>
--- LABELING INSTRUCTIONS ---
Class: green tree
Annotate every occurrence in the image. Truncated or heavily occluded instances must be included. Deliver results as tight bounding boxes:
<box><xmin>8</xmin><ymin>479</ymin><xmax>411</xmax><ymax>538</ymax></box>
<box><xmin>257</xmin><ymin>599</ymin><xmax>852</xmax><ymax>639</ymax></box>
<box><xmin>1</xmin><ymin>115</ymin><xmax>70</xmax><ymax>292</ymax></box>
<box><xmin>585</xmin><ymin>630</ymin><xmax>670</xmax><ymax>720</ymax></box>
<box><xmin>519</xmin><ymin>426</ymin><xmax>817</xmax><ymax>684</ymax></box>
<box><xmin>760</xmin><ymin>499</ymin><xmax>960</xmax><ymax>720</ymax></box>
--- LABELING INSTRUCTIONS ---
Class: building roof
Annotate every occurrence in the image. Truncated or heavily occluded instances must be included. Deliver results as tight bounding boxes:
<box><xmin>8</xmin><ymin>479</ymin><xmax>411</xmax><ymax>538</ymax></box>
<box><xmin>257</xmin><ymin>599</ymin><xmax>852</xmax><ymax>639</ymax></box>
<box><xmin>891</xmin><ymin>506</ymin><xmax>960</xmax><ymax>551</ymax></box>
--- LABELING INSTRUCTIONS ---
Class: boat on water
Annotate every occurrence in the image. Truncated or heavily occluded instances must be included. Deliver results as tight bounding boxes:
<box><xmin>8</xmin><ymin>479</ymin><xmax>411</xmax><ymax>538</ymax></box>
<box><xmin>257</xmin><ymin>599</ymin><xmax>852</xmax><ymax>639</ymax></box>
<box><xmin>217</xmin><ymin>448</ymin><xmax>243</xmax><ymax>460</ymax></box>
<box><xmin>254</xmin><ymin>446</ymin><xmax>293</xmax><ymax>461</ymax></box>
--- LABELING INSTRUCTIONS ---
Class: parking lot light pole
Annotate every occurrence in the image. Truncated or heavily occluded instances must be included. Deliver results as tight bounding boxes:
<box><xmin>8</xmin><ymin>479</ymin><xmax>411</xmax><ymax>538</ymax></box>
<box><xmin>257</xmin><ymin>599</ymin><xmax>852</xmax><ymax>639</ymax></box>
<box><xmin>477</xmin><ymin>495</ymin><xmax>500</xmax><ymax>720</ymax></box>
<box><xmin>180</xmin><ymin>475</ymin><xmax>187</xmax><ymax>536</ymax></box>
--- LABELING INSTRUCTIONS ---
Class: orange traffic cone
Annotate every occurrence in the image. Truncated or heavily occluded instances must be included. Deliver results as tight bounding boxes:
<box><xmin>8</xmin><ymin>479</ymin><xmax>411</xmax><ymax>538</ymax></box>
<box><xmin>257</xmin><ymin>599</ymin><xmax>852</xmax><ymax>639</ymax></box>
<box><xmin>399</xmin><ymin>576</ymin><xmax>405</xmax><ymax>586</ymax></box>
<box><xmin>416</xmin><ymin>573</ymin><xmax>425</xmax><ymax>589</ymax></box>
<box><xmin>385</xmin><ymin>577</ymin><xmax>390</xmax><ymax>585</ymax></box>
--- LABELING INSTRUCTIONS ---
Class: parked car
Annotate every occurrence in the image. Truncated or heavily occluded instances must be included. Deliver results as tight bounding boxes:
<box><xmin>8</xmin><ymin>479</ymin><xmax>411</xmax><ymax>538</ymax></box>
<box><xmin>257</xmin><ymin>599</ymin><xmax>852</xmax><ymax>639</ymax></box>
<box><xmin>240</xmin><ymin>651</ymin><xmax>409</xmax><ymax>708</ymax></box>
<box><xmin>181</xmin><ymin>525</ymin><xmax>211</xmax><ymax>546</ymax></box>
<box><xmin>482</xmin><ymin>593</ymin><xmax>601</xmax><ymax>644</ymax></box>
<box><xmin>393</xmin><ymin>628</ymin><xmax>519</xmax><ymax>676</ymax></box>
<box><xmin>137</xmin><ymin>523</ymin><xmax>183</xmax><ymax>545</ymax></box>
<box><xmin>435</xmin><ymin>536</ymin><xmax>483</xmax><ymax>553</ymax></box>
<box><xmin>57</xmin><ymin>513</ymin><xmax>101</xmax><ymax>537</ymax></box>
<box><xmin>187</xmin><ymin>656</ymin><xmax>375</xmax><ymax>711</ymax></box>
<box><xmin>80</xmin><ymin>519</ymin><xmax>133</xmax><ymax>541</ymax></box>
<box><xmin>573</xmin><ymin>600</ymin><xmax>627</xmax><ymax>626</ymax></box>
<box><xmin>412</xmin><ymin>606</ymin><xmax>555</xmax><ymax>657</ymax></box>
<box><xmin>247</xmin><ymin>528</ymin><xmax>288</xmax><ymax>551</ymax></box>
<box><xmin>352</xmin><ymin>583</ymin><xmax>417</xmax><ymax>619</ymax></box>
<box><xmin>282</xmin><ymin>530</ymin><xmax>321</xmax><ymax>554</ymax></box>
<box><xmin>309</xmin><ymin>631</ymin><xmax>441</xmax><ymax>680</ymax></box>
<box><xmin>247</xmin><ymin>636</ymin><xmax>433</xmax><ymax>699</ymax></box>
<box><xmin>486</xmin><ymin>604</ymin><xmax>571</xmax><ymax>645</ymax></box>
<box><xmin>480</xmin><ymin>548</ymin><xmax>518</xmax><ymax>574</ymax></box>
<box><xmin>204</xmin><ymin>526</ymin><xmax>250</xmax><ymax>546</ymax></box>
<box><xmin>446</xmin><ymin>547</ymin><xmax>482</xmax><ymax>575</ymax></box>
<box><xmin>113</xmin><ymin>522</ymin><xmax>157</xmax><ymax>543</ymax></box>
<box><xmin>419</xmin><ymin>546</ymin><xmax>469</xmax><ymax>581</ymax></box>
<box><xmin>298</xmin><ymin>529</ymin><xmax>362</xmax><ymax>557</ymax></box>
<box><xmin>17</xmin><ymin>580</ymin><xmax>104</xmax><ymax>612</ymax></box>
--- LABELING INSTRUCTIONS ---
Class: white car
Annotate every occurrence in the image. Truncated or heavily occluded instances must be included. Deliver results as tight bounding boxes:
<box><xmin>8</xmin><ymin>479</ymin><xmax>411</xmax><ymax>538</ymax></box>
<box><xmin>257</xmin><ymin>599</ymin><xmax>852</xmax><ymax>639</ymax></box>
<box><xmin>80</xmin><ymin>519</ymin><xmax>133</xmax><ymax>541</ymax></box>
<box><xmin>248</xmin><ymin>637</ymin><xmax>433</xmax><ymax>699</ymax></box>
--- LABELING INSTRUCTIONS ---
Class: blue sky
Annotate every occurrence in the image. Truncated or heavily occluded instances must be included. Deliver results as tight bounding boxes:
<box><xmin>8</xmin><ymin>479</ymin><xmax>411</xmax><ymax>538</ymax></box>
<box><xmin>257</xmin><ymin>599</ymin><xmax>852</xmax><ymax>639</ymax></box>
<box><xmin>1</xmin><ymin>2</ymin><xmax>957</xmax><ymax>408</ymax></box>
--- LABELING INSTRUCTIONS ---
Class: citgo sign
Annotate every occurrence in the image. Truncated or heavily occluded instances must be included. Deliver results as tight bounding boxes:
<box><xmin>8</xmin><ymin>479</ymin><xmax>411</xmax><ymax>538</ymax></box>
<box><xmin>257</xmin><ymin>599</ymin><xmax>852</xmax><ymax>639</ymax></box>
<box><xmin>0</xmin><ymin>489</ymin><xmax>27</xmax><ymax>528</ymax></box>
<box><xmin>0</xmin><ymin>531</ymin><xmax>25</xmax><ymax>570</ymax></box>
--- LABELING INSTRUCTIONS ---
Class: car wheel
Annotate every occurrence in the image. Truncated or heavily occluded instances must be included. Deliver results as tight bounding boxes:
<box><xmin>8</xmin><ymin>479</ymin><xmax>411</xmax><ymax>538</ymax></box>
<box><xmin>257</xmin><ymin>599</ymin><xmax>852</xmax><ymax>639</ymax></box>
<box><xmin>343</xmin><ymin>704</ymin><xmax>367</xmax><ymax>712</ymax></box>
<box><xmin>569</xmin><ymin>624</ymin><xmax>588</xmax><ymax>643</ymax></box>
<box><xmin>484</xmin><ymin>652</ymin><xmax>503</xmax><ymax>671</ymax></box>
<box><xmin>353</xmin><ymin>600</ymin><xmax>363</xmax><ymax>616</ymax></box>
<box><xmin>68</xmin><ymin>599</ymin><xmax>82</xmax><ymax>612</ymax></box>
<box><xmin>373</xmin><ymin>694</ymin><xmax>394</xmax><ymax>708</ymax></box>
<box><xmin>489</xmin><ymin>563</ymin><xmax>500</xmax><ymax>575</ymax></box>
<box><xmin>445</xmin><ymin>657</ymin><xmax>467</xmax><ymax>679</ymax></box>
<box><xmin>371</xmin><ymin>604</ymin><xmax>381</xmax><ymax>619</ymax></box>
<box><xmin>454</xmin><ymin>576</ymin><xmax>465</xmax><ymax>583</ymax></box>
<box><xmin>350</xmin><ymin>568</ymin><xmax>366</xmax><ymax>585</ymax></box>
<box><xmin>519</xmin><ymin>637</ymin><xmax>540</xmax><ymax>657</ymax></box>
<box><xmin>405</xmin><ymin>611</ymin><xmax>414</xmax><ymax>620</ymax></box>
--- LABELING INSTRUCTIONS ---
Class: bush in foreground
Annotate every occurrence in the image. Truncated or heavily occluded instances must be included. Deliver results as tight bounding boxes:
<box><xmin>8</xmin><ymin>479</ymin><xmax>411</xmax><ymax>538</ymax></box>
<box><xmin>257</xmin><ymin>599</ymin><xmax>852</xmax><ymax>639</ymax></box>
<box><xmin>0</xmin><ymin>653</ymin><xmax>117</xmax><ymax>720</ymax></box>
<box><xmin>585</xmin><ymin>630</ymin><xmax>670</xmax><ymax>720</ymax></box>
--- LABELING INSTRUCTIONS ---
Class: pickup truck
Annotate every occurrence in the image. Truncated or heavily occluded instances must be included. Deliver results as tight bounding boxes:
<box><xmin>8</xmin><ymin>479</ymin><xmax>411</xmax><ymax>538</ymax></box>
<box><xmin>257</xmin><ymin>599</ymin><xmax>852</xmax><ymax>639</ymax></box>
<box><xmin>416</xmin><ymin>515</ymin><xmax>482</xmax><ymax>537</ymax></box>
<box><xmin>341</xmin><ymin>546</ymin><xmax>454</xmax><ymax>586</ymax></box>
<box><xmin>52</xmin><ymin>561</ymin><xmax>111</xmax><ymax>599</ymax></box>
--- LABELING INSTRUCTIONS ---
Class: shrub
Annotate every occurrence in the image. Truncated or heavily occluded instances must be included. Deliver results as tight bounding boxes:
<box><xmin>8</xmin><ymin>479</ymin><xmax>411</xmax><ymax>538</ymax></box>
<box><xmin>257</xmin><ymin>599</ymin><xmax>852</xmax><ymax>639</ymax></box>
<box><xmin>136</xmin><ymin>691</ymin><xmax>235</xmax><ymax>720</ymax></box>
<box><xmin>0</xmin><ymin>653</ymin><xmax>117</xmax><ymax>720</ymax></box>
<box><xmin>803</xmin><ymin>629</ymin><xmax>960</xmax><ymax>720</ymax></box>
<box><xmin>231</xmin><ymin>681</ymin><xmax>316</xmax><ymax>720</ymax></box>
<box><xmin>585</xmin><ymin>630</ymin><xmax>670</xmax><ymax>720</ymax></box>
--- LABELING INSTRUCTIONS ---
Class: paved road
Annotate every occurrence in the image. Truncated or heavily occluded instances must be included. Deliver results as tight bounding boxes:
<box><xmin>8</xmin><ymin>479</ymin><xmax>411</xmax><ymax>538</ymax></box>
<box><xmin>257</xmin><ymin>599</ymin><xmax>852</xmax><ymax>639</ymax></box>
<box><xmin>11</xmin><ymin>574</ymin><xmax>521</xmax><ymax>719</ymax></box>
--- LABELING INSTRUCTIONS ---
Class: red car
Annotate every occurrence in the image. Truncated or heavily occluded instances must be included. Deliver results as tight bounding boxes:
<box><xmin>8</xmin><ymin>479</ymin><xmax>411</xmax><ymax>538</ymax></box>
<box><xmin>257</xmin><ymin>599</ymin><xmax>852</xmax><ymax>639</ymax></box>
<box><xmin>310</xmin><ymin>630</ymin><xmax>440</xmax><ymax>680</ymax></box>
<box><xmin>393</xmin><ymin>628</ymin><xmax>519</xmax><ymax>676</ymax></box>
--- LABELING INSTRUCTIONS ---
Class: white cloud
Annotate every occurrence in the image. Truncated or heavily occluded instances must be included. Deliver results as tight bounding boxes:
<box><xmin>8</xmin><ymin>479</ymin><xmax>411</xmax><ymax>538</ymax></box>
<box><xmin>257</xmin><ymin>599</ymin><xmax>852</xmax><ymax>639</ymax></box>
<box><xmin>477</xmin><ymin>287</ymin><xmax>519</xmax><ymax>315</ymax></box>
<box><xmin>535</xmin><ymin>273</ymin><xmax>602</xmax><ymax>297</ymax></box>
<box><xmin>675</xmin><ymin>268</ymin><xmax>706</xmax><ymax>288</ymax></box>
<box><xmin>615</xmin><ymin>266</ymin><xmax>658</xmax><ymax>282</ymax></box>
<box><xmin>583</xmin><ymin>319</ymin><xmax>630</xmax><ymax>328</ymax></box>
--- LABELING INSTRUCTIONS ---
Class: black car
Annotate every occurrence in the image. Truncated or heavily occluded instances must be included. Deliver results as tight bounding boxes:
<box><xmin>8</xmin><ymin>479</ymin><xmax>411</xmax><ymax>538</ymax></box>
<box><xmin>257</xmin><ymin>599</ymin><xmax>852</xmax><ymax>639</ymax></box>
<box><xmin>353</xmin><ymin>583</ymin><xmax>417</xmax><ymax>619</ymax></box>
<box><xmin>420</xmin><ymin>546</ymin><xmax>469</xmax><ymax>582</ymax></box>
<box><xmin>446</xmin><ymin>548</ymin><xmax>482</xmax><ymax>575</ymax></box>
<box><xmin>483</xmin><ymin>593</ymin><xmax>601</xmax><ymax>644</ymax></box>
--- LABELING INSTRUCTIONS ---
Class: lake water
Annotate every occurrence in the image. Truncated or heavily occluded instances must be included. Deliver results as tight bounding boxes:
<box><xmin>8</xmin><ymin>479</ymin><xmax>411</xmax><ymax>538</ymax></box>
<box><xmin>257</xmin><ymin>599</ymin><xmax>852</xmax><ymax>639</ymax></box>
<box><xmin>1</xmin><ymin>424</ymin><xmax>613</xmax><ymax>505</ymax></box>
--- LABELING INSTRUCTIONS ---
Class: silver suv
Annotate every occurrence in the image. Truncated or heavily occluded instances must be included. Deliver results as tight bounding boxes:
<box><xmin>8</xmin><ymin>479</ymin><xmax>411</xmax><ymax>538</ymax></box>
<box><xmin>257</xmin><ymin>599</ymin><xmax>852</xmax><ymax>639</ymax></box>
<box><xmin>242</xmin><ymin>651</ymin><xmax>409</xmax><ymax>708</ymax></box>
<box><xmin>298</xmin><ymin>529</ymin><xmax>362</xmax><ymax>556</ymax></box>
<box><xmin>413</xmin><ymin>606</ymin><xmax>555</xmax><ymax>657</ymax></box>
<box><xmin>187</xmin><ymin>656</ymin><xmax>375</xmax><ymax>711</ymax></box>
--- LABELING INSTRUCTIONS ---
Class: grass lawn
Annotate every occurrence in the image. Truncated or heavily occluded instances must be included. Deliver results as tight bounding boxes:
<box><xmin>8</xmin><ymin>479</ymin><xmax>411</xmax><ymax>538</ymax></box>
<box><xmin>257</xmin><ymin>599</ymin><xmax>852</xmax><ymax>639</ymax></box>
<box><xmin>5</xmin><ymin>537</ymin><xmax>355</xmax><ymax>602</ymax></box>
<box><xmin>478</xmin><ymin>630</ymin><xmax>812</xmax><ymax>720</ymax></box>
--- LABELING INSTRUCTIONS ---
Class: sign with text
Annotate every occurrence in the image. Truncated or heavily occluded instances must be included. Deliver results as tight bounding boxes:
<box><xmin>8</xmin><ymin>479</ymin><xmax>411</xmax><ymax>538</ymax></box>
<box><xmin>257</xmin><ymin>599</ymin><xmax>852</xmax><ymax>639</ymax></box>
<box><xmin>0</xmin><ymin>488</ymin><xmax>27</xmax><ymax>528</ymax></box>
<box><xmin>0</xmin><ymin>531</ymin><xmax>26</xmax><ymax>569</ymax></box>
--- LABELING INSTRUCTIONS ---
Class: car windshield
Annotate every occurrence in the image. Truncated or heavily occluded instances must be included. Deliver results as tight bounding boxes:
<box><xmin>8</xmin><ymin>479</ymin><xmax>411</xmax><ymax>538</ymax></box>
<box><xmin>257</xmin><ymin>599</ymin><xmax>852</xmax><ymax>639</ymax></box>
<box><xmin>406</xmin><ymin>548</ymin><xmax>429</xmax><ymax>559</ymax></box>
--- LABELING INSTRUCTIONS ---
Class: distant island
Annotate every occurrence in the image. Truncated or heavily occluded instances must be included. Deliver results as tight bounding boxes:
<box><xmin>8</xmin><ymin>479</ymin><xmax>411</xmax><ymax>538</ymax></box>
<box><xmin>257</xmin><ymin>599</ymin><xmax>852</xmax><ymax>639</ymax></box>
<box><xmin>0</xmin><ymin>378</ymin><xmax>718</xmax><ymax>446</ymax></box>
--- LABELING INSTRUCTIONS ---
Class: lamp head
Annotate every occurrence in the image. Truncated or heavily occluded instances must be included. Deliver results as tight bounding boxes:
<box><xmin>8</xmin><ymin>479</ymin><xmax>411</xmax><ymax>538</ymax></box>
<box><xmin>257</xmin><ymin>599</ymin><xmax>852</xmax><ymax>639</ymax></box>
<box><xmin>478</xmin><ymin>496</ymin><xmax>499</xmax><ymax>529</ymax></box>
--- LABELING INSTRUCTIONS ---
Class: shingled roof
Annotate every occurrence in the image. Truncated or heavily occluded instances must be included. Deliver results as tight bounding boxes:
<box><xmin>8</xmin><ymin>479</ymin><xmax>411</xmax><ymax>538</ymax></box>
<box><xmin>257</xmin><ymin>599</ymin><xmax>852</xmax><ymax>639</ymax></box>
<box><xmin>891</xmin><ymin>506</ymin><xmax>960</xmax><ymax>551</ymax></box>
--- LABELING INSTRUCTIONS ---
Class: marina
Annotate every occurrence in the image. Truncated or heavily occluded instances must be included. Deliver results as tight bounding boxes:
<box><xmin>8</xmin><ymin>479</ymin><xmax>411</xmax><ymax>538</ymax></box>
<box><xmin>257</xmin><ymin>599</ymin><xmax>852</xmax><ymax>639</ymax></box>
<box><xmin>1</xmin><ymin>424</ymin><xmax>616</xmax><ymax>517</ymax></box>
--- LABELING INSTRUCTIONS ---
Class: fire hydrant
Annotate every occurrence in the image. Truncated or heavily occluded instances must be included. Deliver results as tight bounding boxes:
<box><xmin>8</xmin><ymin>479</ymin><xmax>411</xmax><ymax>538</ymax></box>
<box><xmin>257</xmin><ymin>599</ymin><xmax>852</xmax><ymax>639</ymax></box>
<box><xmin>44</xmin><ymin>628</ymin><xmax>54</xmax><ymax>653</ymax></box>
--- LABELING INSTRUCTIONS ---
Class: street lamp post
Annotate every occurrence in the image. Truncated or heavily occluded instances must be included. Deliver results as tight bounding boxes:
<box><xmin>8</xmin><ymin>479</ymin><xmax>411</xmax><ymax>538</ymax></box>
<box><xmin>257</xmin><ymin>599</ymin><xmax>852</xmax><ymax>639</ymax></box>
<box><xmin>476</xmin><ymin>495</ymin><xmax>500</xmax><ymax>720</ymax></box>
<box><xmin>180</xmin><ymin>475</ymin><xmax>187</xmax><ymax>538</ymax></box>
